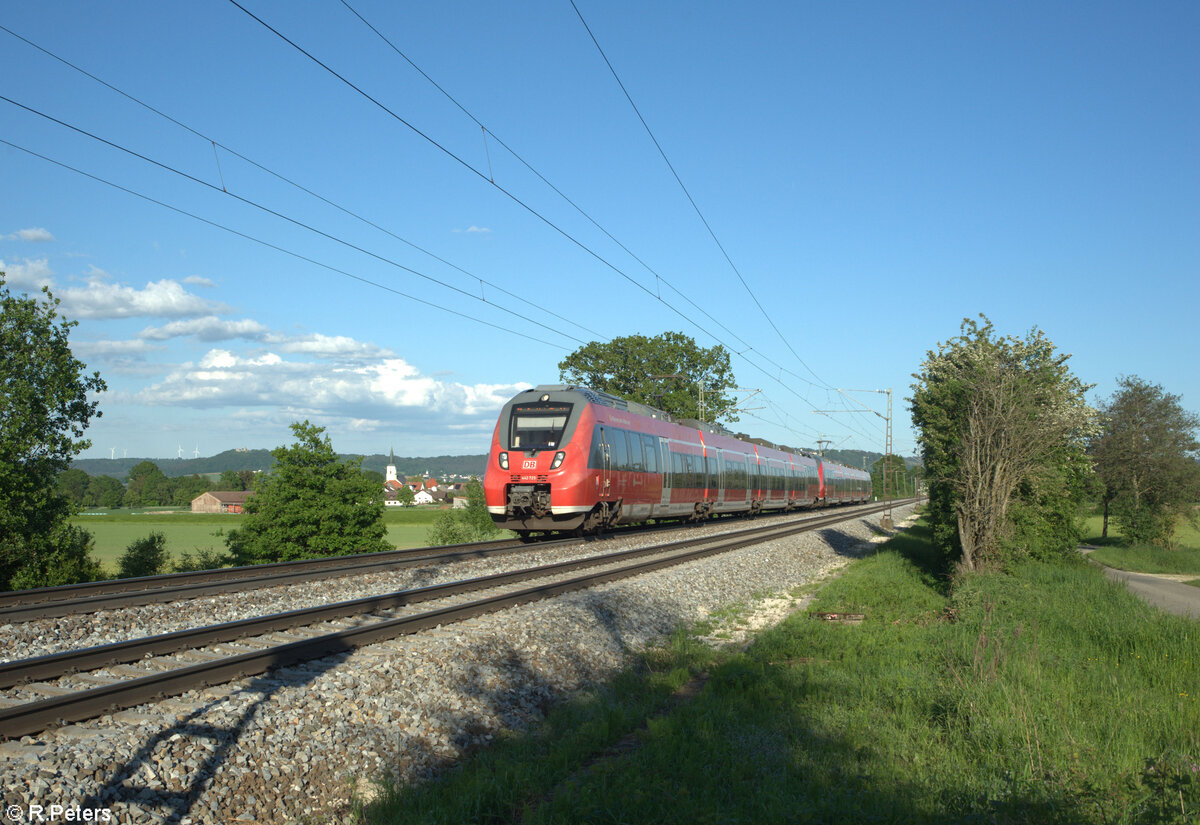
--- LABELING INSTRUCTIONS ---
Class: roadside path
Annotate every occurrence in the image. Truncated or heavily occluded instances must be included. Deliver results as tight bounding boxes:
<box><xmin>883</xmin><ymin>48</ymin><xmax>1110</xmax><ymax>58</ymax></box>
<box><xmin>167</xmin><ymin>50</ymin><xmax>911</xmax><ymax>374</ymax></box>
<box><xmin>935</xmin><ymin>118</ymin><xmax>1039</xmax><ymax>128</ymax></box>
<box><xmin>1084</xmin><ymin>553</ymin><xmax>1200</xmax><ymax>619</ymax></box>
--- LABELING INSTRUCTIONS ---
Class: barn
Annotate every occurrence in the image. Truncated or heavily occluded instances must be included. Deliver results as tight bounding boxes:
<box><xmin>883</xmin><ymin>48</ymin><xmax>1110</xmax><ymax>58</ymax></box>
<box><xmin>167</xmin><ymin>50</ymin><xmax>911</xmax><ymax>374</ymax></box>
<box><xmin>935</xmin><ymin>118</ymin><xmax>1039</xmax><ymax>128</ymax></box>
<box><xmin>191</xmin><ymin>491</ymin><xmax>254</xmax><ymax>514</ymax></box>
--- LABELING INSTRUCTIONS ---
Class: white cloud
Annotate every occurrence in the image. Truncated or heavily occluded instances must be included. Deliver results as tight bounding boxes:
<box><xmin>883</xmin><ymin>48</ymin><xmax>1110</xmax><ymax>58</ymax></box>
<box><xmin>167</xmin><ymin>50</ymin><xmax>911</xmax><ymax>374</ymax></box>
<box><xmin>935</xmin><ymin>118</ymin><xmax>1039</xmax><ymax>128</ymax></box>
<box><xmin>183</xmin><ymin>275</ymin><xmax>216</xmax><ymax>287</ymax></box>
<box><xmin>140</xmin><ymin>316</ymin><xmax>269</xmax><ymax>341</ymax></box>
<box><xmin>454</xmin><ymin>225</ymin><xmax>492</xmax><ymax>234</ymax></box>
<box><xmin>73</xmin><ymin>339</ymin><xmax>165</xmax><ymax>356</ymax></box>
<box><xmin>0</xmin><ymin>257</ymin><xmax>54</xmax><ymax>290</ymax></box>
<box><xmin>58</xmin><ymin>277</ymin><xmax>231</xmax><ymax>319</ymax></box>
<box><xmin>264</xmin><ymin>332</ymin><xmax>386</xmax><ymax>359</ymax></box>
<box><xmin>4</xmin><ymin>228</ymin><xmax>56</xmax><ymax>242</ymax></box>
<box><xmin>134</xmin><ymin>348</ymin><xmax>522</xmax><ymax>426</ymax></box>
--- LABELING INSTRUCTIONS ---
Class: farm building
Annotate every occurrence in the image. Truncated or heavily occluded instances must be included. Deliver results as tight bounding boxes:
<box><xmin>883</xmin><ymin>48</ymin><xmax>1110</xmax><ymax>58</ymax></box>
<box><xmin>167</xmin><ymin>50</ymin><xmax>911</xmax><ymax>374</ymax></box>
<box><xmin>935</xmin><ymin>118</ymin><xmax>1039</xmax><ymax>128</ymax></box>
<box><xmin>191</xmin><ymin>491</ymin><xmax>254</xmax><ymax>514</ymax></box>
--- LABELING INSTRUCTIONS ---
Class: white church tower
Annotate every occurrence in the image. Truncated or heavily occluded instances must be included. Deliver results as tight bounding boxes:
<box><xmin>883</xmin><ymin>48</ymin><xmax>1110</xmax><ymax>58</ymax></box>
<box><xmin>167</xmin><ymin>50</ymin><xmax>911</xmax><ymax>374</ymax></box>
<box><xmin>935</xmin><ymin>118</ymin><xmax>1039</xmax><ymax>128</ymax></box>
<box><xmin>385</xmin><ymin>448</ymin><xmax>398</xmax><ymax>484</ymax></box>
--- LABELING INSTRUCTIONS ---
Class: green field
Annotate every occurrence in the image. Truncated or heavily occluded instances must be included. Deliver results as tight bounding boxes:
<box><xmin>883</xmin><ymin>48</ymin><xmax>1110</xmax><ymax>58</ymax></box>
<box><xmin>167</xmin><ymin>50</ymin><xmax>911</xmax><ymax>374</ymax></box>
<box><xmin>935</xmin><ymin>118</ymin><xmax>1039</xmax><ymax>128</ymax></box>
<box><xmin>367</xmin><ymin>519</ymin><xmax>1200</xmax><ymax>824</ymax></box>
<box><xmin>71</xmin><ymin>506</ymin><xmax>450</xmax><ymax>574</ymax></box>
<box><xmin>1082</xmin><ymin>509</ymin><xmax>1200</xmax><ymax>577</ymax></box>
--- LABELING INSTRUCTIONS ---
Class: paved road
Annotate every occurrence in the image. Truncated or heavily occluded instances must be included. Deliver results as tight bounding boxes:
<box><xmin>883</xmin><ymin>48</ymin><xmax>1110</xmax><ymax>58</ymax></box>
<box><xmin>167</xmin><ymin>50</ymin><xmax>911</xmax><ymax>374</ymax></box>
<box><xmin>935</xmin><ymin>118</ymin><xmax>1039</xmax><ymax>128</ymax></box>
<box><xmin>1093</xmin><ymin>563</ymin><xmax>1200</xmax><ymax>619</ymax></box>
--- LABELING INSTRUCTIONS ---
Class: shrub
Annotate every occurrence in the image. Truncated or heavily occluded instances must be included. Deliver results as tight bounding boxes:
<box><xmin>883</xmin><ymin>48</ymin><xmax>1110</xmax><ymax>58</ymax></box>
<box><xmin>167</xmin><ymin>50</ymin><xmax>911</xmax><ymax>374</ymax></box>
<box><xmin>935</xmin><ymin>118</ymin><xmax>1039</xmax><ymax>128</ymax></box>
<box><xmin>117</xmin><ymin>532</ymin><xmax>168</xmax><ymax>579</ymax></box>
<box><xmin>171</xmin><ymin>547</ymin><xmax>232</xmax><ymax>573</ymax></box>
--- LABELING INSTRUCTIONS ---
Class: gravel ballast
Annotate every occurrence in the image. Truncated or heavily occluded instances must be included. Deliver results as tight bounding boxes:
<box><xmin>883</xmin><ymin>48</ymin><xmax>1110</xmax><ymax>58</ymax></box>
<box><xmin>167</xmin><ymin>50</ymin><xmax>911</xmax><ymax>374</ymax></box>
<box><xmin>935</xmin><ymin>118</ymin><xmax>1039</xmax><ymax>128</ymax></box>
<box><xmin>1</xmin><ymin>504</ymin><xmax>915</xmax><ymax>824</ymax></box>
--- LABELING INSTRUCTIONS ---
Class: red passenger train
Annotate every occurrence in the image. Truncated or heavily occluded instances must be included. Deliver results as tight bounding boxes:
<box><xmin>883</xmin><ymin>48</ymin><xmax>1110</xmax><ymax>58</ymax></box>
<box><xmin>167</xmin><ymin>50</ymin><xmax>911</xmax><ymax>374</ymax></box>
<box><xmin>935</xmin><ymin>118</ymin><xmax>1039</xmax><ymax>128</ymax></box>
<box><xmin>484</xmin><ymin>385</ymin><xmax>872</xmax><ymax>536</ymax></box>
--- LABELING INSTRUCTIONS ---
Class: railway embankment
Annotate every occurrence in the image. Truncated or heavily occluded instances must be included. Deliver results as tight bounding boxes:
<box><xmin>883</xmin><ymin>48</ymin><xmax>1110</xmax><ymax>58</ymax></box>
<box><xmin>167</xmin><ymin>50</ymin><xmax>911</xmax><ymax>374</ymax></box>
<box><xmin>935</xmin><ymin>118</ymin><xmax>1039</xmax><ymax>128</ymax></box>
<box><xmin>1</xmin><ymin>504</ymin><xmax>911</xmax><ymax>824</ymax></box>
<box><xmin>367</xmin><ymin>511</ymin><xmax>1199</xmax><ymax>824</ymax></box>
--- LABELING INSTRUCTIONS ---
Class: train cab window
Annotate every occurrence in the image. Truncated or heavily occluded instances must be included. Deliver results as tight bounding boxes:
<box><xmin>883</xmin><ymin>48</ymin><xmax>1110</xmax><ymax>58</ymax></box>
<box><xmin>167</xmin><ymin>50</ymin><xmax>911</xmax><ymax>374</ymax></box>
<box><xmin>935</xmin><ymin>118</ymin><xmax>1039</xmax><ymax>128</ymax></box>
<box><xmin>509</xmin><ymin>403</ymin><xmax>573</xmax><ymax>451</ymax></box>
<box><xmin>589</xmin><ymin>428</ymin><xmax>606</xmax><ymax>469</ymax></box>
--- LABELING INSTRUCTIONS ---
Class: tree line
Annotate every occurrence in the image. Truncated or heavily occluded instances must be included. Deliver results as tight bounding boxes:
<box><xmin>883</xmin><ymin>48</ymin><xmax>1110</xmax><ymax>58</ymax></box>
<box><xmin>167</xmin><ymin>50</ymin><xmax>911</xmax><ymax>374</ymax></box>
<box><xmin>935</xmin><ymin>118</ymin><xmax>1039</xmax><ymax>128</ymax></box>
<box><xmin>911</xmin><ymin>316</ymin><xmax>1200</xmax><ymax>572</ymax></box>
<box><xmin>55</xmin><ymin>465</ymin><xmax>260</xmax><ymax>509</ymax></box>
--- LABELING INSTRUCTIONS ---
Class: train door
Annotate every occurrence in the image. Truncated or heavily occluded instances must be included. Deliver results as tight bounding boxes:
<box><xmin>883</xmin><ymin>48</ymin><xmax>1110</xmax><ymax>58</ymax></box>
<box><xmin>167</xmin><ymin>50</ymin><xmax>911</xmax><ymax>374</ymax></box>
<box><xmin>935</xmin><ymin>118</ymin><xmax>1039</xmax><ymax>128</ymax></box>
<box><xmin>597</xmin><ymin>426</ymin><xmax>612</xmax><ymax>499</ymax></box>
<box><xmin>658</xmin><ymin>437</ymin><xmax>671</xmax><ymax>506</ymax></box>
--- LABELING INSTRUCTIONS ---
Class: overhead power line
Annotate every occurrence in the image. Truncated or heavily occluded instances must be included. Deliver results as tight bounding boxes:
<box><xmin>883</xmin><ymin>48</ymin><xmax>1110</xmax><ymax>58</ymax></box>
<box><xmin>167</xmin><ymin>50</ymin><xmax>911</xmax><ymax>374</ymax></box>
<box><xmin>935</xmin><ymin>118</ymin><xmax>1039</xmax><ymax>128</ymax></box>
<box><xmin>569</xmin><ymin>0</ymin><xmax>832</xmax><ymax>390</ymax></box>
<box><xmin>0</xmin><ymin>138</ymin><xmax>569</xmax><ymax>350</ymax></box>
<box><xmin>226</xmin><ymin>1</ymin><xmax>872</xmax><ymax>434</ymax></box>
<box><xmin>0</xmin><ymin>22</ymin><xmax>606</xmax><ymax>344</ymax></box>
<box><xmin>0</xmin><ymin>93</ymin><xmax>590</xmax><ymax>348</ymax></box>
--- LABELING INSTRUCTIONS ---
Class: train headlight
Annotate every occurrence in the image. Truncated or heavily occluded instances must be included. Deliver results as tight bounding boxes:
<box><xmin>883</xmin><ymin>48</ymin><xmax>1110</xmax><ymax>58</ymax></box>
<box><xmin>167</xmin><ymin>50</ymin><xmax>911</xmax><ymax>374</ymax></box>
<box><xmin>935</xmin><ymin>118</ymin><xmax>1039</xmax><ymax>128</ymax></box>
<box><xmin>499</xmin><ymin>451</ymin><xmax>509</xmax><ymax>470</ymax></box>
<box><xmin>550</xmin><ymin>451</ymin><xmax>565</xmax><ymax>470</ymax></box>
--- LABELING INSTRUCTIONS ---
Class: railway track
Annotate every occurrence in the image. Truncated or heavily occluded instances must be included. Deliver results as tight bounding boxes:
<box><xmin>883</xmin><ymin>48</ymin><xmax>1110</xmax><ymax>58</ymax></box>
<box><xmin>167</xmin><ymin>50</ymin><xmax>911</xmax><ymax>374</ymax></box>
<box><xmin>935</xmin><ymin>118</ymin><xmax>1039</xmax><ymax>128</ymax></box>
<box><xmin>0</xmin><ymin>500</ymin><xmax>904</xmax><ymax>739</ymax></box>
<box><xmin>0</xmin><ymin>500</ymin><xmax>909</xmax><ymax>622</ymax></box>
<box><xmin>0</xmin><ymin>537</ymin><xmax>533</xmax><ymax>622</ymax></box>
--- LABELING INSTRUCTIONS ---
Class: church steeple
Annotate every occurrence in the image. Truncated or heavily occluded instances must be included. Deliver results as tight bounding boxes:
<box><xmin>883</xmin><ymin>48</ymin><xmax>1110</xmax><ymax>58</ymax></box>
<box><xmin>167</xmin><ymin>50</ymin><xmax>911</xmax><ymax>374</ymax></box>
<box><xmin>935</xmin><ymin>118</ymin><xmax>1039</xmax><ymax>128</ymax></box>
<box><xmin>385</xmin><ymin>447</ymin><xmax>398</xmax><ymax>483</ymax></box>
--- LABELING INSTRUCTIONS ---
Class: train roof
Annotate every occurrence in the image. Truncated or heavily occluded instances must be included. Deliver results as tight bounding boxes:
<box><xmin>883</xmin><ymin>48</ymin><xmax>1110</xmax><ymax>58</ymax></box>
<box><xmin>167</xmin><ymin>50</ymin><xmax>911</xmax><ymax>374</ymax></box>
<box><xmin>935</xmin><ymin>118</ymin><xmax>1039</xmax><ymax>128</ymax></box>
<box><xmin>528</xmin><ymin>384</ymin><xmax>832</xmax><ymax>461</ymax></box>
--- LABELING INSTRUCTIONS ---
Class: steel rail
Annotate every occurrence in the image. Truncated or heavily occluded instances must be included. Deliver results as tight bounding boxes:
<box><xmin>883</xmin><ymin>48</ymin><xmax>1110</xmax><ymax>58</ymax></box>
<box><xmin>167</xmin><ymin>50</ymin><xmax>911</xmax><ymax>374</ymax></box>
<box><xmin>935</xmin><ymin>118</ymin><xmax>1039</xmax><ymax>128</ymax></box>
<box><xmin>0</xmin><ymin>500</ymin><xmax>904</xmax><ymax>622</ymax></box>
<box><xmin>0</xmin><ymin>500</ymin><xmax>905</xmax><ymax>739</ymax></box>
<box><xmin>0</xmin><ymin>511</ymin><xmax>861</xmax><ymax>687</ymax></box>
<box><xmin>0</xmin><ymin>538</ymin><xmax>547</xmax><ymax>622</ymax></box>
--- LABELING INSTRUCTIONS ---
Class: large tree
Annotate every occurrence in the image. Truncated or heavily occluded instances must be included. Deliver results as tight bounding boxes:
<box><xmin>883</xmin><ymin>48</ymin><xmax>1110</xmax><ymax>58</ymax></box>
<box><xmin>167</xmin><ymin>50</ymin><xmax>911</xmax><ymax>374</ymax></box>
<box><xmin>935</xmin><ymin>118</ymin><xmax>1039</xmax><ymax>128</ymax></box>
<box><xmin>226</xmin><ymin>421</ymin><xmax>389</xmax><ymax>564</ymax></box>
<box><xmin>123</xmin><ymin>460</ymin><xmax>170</xmax><ymax>507</ymax></box>
<box><xmin>910</xmin><ymin>316</ymin><xmax>1094</xmax><ymax>572</ymax></box>
<box><xmin>0</xmin><ymin>274</ymin><xmax>106</xmax><ymax>590</ymax></box>
<box><xmin>1091</xmin><ymin>376</ymin><xmax>1200</xmax><ymax>547</ymax></box>
<box><xmin>558</xmin><ymin>332</ymin><xmax>737</xmax><ymax>422</ymax></box>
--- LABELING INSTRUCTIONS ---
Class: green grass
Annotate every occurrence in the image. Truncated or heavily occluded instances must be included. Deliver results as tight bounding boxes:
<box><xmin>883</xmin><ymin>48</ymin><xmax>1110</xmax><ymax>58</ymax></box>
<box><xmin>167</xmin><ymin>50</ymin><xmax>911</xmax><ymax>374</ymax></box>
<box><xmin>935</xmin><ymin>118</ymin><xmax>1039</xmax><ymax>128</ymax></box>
<box><xmin>1082</xmin><ymin>509</ymin><xmax>1200</xmax><ymax>575</ymax></box>
<box><xmin>71</xmin><ymin>505</ymin><xmax>453</xmax><ymax>574</ymax></box>
<box><xmin>364</xmin><ymin>521</ymin><xmax>1200</xmax><ymax>824</ymax></box>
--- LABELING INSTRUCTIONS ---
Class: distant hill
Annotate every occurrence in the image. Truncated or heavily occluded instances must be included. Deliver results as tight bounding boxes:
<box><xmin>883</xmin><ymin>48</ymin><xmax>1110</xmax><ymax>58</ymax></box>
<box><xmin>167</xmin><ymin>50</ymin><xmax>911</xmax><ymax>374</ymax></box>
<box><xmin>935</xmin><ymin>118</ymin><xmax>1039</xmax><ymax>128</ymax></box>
<box><xmin>816</xmin><ymin>449</ymin><xmax>922</xmax><ymax>471</ymax></box>
<box><xmin>72</xmin><ymin>449</ymin><xmax>488</xmax><ymax>481</ymax></box>
<box><xmin>72</xmin><ymin>446</ymin><xmax>911</xmax><ymax>481</ymax></box>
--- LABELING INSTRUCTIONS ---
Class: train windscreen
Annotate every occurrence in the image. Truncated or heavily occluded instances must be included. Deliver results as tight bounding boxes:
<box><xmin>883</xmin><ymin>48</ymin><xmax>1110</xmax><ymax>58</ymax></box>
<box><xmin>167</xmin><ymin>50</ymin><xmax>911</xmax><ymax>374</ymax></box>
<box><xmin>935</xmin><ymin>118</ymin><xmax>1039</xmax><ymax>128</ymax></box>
<box><xmin>509</xmin><ymin>402</ymin><xmax>573</xmax><ymax>451</ymax></box>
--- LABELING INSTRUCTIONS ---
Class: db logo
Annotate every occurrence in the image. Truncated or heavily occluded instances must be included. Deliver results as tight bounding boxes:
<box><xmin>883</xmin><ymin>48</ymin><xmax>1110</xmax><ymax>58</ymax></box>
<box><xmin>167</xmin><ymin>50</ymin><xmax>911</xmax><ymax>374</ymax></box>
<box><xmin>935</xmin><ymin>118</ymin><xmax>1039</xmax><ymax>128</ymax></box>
<box><xmin>522</xmin><ymin>460</ymin><xmax>537</xmax><ymax>470</ymax></box>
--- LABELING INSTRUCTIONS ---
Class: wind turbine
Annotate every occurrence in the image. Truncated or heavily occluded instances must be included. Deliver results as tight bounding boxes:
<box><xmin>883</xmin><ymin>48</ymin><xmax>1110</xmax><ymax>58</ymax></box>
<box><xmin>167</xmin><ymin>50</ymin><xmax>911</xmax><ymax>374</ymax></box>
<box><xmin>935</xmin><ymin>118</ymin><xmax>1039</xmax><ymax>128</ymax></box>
<box><xmin>177</xmin><ymin>445</ymin><xmax>184</xmax><ymax>459</ymax></box>
<box><xmin>110</xmin><ymin>447</ymin><xmax>116</xmax><ymax>460</ymax></box>
<box><xmin>193</xmin><ymin>445</ymin><xmax>200</xmax><ymax>459</ymax></box>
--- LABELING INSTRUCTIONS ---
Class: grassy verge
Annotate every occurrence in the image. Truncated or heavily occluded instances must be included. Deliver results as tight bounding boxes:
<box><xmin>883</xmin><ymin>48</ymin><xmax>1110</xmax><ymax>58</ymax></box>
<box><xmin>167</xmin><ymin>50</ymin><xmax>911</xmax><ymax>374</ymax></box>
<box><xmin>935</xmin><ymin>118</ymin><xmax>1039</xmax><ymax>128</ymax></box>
<box><xmin>364</xmin><ymin>521</ymin><xmax>1200</xmax><ymax>824</ymax></box>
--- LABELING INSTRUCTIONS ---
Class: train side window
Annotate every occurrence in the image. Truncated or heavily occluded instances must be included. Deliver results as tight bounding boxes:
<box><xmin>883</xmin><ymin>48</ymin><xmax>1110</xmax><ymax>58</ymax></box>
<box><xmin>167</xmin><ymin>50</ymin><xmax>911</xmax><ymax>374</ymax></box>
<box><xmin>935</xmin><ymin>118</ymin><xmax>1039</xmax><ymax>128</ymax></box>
<box><xmin>612</xmin><ymin>430</ymin><xmax>629</xmax><ymax>471</ymax></box>
<box><xmin>630</xmin><ymin>432</ymin><xmax>645</xmax><ymax>472</ymax></box>
<box><xmin>642</xmin><ymin>435</ymin><xmax>658</xmax><ymax>473</ymax></box>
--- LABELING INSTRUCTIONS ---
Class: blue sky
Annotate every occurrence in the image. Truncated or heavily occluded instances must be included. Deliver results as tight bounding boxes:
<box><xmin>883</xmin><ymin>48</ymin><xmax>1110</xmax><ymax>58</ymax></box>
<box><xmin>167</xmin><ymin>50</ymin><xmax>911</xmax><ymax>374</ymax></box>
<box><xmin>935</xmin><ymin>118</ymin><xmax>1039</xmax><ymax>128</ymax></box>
<box><xmin>2</xmin><ymin>1</ymin><xmax>1196</xmax><ymax>460</ymax></box>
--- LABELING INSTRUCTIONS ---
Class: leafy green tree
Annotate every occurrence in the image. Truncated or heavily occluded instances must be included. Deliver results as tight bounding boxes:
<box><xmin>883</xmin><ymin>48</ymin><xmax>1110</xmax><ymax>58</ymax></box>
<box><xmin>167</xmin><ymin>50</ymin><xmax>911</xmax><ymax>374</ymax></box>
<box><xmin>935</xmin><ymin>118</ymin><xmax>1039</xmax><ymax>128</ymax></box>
<box><xmin>56</xmin><ymin>468</ymin><xmax>91</xmax><ymax>506</ymax></box>
<box><xmin>396</xmin><ymin>484</ymin><xmax>415</xmax><ymax>506</ymax></box>
<box><xmin>171</xmin><ymin>474</ymin><xmax>213</xmax><ymax>506</ymax></box>
<box><xmin>909</xmin><ymin>316</ymin><xmax>1094</xmax><ymax>571</ymax></box>
<box><xmin>218</xmin><ymin>470</ymin><xmax>246</xmax><ymax>491</ymax></box>
<box><xmin>558</xmin><ymin>331</ymin><xmax>738</xmax><ymax>422</ymax></box>
<box><xmin>124</xmin><ymin>460</ymin><xmax>170</xmax><ymax>506</ymax></box>
<box><xmin>0</xmin><ymin>273</ymin><xmax>106</xmax><ymax>590</ymax></box>
<box><xmin>870</xmin><ymin>454</ymin><xmax>914</xmax><ymax>499</ymax></box>
<box><xmin>85</xmin><ymin>474</ymin><xmax>126</xmax><ymax>509</ymax></box>
<box><xmin>1091</xmin><ymin>376</ymin><xmax>1200</xmax><ymax>547</ymax></box>
<box><xmin>237</xmin><ymin>469</ymin><xmax>258</xmax><ymax>490</ymax></box>
<box><xmin>226</xmin><ymin>421</ymin><xmax>389</xmax><ymax>564</ymax></box>
<box><xmin>117</xmin><ymin>532</ymin><xmax>169</xmax><ymax>578</ymax></box>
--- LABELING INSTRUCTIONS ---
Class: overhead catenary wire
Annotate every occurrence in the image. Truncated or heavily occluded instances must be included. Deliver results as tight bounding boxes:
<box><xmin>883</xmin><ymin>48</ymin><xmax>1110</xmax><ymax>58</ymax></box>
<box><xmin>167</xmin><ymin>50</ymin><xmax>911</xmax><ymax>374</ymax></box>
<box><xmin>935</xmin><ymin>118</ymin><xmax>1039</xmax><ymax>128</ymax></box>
<box><xmin>335</xmin><ymin>0</ymin><xmax>771</xmax><ymax>369</ymax></box>
<box><xmin>0</xmin><ymin>93</ymin><xmax>591</xmax><ymax>349</ymax></box>
<box><xmin>226</xmin><ymin>1</ymin><xmax>867</xmax><ymax>439</ymax></box>
<box><xmin>330</xmin><ymin>1</ymin><xmax>883</xmax><ymax>445</ymax></box>
<box><xmin>5</xmin><ymin>11</ymin><xmax>881</xmax><ymax>452</ymax></box>
<box><xmin>0</xmin><ymin>137</ymin><xmax>568</xmax><ymax>351</ymax></box>
<box><xmin>569</xmin><ymin>0</ymin><xmax>832</xmax><ymax>390</ymax></box>
<box><xmin>0</xmin><ymin>22</ymin><xmax>607</xmax><ymax>345</ymax></box>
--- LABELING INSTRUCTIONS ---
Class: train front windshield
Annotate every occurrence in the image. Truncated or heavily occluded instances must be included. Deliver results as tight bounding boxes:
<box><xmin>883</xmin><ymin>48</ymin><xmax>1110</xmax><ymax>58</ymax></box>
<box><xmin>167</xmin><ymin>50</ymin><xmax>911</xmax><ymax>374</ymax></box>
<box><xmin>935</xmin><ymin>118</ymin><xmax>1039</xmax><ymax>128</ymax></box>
<box><xmin>509</xmin><ymin>402</ymin><xmax>573</xmax><ymax>451</ymax></box>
